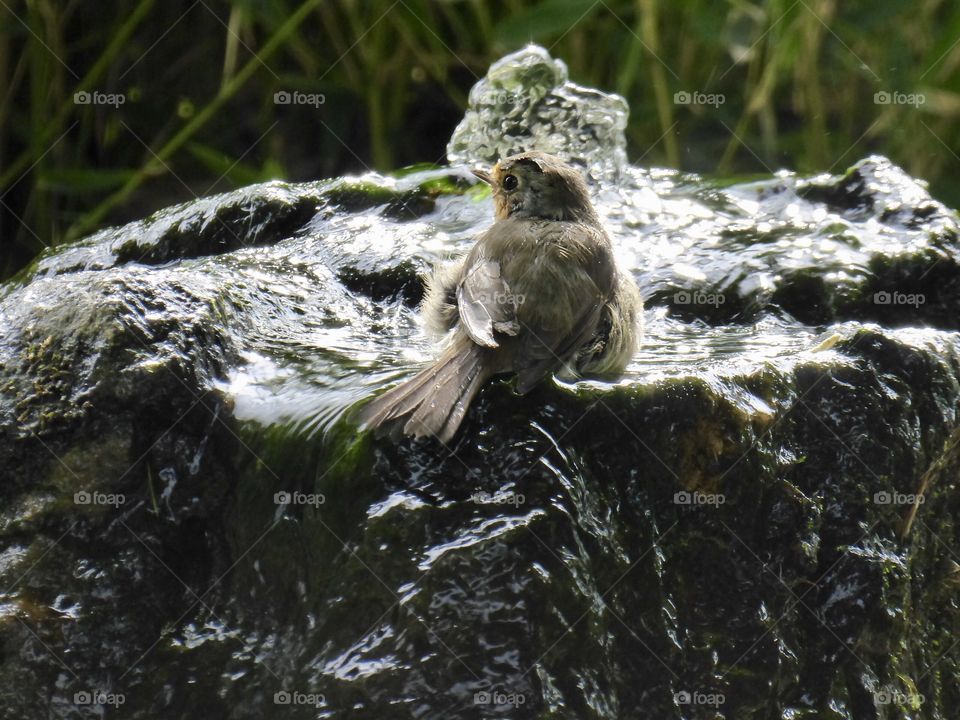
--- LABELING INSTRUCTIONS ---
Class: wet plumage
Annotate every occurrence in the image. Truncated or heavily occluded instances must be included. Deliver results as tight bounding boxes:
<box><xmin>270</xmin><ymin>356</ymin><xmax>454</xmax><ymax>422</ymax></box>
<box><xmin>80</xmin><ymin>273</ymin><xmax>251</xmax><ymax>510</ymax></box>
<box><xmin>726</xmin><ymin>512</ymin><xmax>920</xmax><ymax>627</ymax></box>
<box><xmin>360</xmin><ymin>151</ymin><xmax>643</xmax><ymax>442</ymax></box>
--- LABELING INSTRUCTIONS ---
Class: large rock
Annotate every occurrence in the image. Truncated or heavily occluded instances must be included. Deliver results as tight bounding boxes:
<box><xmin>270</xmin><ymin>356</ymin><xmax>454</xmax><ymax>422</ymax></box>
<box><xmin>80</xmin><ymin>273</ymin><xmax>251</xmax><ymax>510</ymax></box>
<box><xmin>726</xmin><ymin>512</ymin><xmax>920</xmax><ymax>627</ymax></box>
<box><xmin>1</xmin><ymin>46</ymin><xmax>959</xmax><ymax>719</ymax></box>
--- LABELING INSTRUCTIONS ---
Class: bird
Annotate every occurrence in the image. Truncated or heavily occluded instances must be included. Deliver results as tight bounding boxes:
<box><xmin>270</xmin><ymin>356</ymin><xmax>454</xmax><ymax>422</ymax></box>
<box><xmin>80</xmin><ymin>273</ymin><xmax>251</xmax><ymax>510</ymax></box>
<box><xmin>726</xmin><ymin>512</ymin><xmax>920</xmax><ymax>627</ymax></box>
<box><xmin>359</xmin><ymin>151</ymin><xmax>643</xmax><ymax>443</ymax></box>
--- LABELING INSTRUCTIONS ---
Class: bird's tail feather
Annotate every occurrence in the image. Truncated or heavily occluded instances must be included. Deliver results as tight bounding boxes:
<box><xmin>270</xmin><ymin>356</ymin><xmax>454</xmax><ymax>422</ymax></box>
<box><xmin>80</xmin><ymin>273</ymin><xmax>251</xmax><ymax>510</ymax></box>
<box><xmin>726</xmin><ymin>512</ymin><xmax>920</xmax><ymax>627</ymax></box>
<box><xmin>360</xmin><ymin>337</ymin><xmax>491</xmax><ymax>443</ymax></box>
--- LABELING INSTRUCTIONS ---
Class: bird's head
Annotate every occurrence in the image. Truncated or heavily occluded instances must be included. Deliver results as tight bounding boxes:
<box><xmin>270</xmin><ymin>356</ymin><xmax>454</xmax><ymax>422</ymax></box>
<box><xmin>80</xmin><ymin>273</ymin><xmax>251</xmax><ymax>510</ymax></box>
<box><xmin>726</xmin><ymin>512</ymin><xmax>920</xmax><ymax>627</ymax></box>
<box><xmin>472</xmin><ymin>152</ymin><xmax>600</xmax><ymax>225</ymax></box>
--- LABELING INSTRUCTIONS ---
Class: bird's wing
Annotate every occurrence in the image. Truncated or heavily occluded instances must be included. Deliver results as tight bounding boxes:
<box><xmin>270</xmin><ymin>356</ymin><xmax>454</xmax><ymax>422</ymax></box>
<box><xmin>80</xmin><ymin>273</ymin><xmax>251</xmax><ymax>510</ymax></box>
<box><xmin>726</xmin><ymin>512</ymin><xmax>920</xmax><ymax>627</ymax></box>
<box><xmin>455</xmin><ymin>220</ymin><xmax>616</xmax><ymax>392</ymax></box>
<box><xmin>512</xmin><ymin>291</ymin><xmax>605</xmax><ymax>393</ymax></box>
<box><xmin>456</xmin><ymin>255</ymin><xmax>521</xmax><ymax>348</ymax></box>
<box><xmin>511</xmin><ymin>224</ymin><xmax>616</xmax><ymax>393</ymax></box>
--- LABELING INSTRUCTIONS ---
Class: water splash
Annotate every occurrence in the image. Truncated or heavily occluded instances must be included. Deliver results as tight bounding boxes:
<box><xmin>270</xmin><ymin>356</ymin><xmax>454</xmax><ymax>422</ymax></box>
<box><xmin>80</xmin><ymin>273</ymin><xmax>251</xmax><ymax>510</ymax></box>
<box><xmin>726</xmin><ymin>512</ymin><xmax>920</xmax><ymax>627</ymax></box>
<box><xmin>447</xmin><ymin>45</ymin><xmax>629</xmax><ymax>181</ymax></box>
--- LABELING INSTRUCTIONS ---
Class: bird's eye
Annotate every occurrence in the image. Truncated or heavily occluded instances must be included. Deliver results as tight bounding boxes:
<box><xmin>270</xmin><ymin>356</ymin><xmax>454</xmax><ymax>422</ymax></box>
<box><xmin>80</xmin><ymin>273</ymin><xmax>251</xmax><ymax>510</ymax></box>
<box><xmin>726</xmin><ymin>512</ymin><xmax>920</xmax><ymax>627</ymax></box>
<box><xmin>502</xmin><ymin>174</ymin><xmax>518</xmax><ymax>191</ymax></box>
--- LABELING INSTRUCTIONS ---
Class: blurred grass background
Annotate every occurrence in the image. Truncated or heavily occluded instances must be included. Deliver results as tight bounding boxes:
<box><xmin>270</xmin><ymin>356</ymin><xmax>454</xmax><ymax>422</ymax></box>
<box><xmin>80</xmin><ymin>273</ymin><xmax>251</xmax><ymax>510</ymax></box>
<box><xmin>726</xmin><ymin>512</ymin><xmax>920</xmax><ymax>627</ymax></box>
<box><xmin>2</xmin><ymin>0</ymin><xmax>960</xmax><ymax>279</ymax></box>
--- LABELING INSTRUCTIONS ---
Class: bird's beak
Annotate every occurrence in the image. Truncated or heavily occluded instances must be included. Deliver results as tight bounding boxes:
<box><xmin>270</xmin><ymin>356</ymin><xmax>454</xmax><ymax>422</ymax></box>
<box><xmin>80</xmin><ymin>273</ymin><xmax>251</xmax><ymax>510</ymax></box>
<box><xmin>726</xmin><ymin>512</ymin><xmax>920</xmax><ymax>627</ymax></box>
<box><xmin>471</xmin><ymin>168</ymin><xmax>492</xmax><ymax>185</ymax></box>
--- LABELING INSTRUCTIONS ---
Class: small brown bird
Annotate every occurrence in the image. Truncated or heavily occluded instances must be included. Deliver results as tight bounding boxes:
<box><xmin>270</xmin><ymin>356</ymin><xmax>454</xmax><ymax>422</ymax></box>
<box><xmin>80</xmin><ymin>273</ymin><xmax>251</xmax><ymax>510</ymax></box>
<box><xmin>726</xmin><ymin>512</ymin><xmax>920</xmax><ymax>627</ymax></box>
<box><xmin>360</xmin><ymin>151</ymin><xmax>643</xmax><ymax>442</ymax></box>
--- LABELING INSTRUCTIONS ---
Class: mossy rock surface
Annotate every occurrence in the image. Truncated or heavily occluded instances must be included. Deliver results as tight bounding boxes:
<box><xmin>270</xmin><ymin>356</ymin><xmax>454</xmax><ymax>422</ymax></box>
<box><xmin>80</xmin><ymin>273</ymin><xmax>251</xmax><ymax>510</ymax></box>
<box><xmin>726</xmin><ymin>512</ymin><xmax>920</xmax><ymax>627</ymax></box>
<box><xmin>1</xmin><ymin>153</ymin><xmax>959</xmax><ymax>719</ymax></box>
